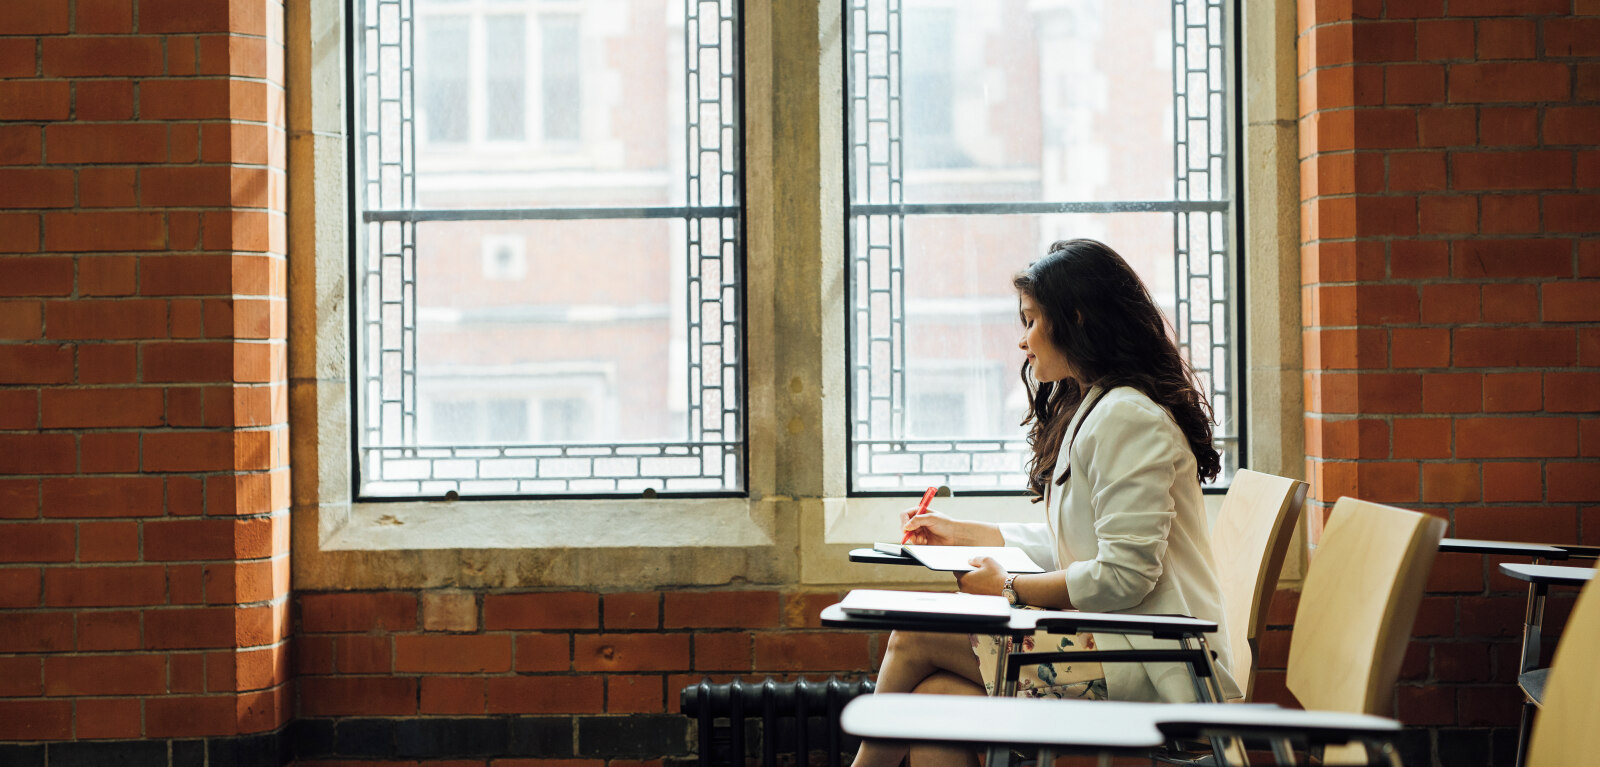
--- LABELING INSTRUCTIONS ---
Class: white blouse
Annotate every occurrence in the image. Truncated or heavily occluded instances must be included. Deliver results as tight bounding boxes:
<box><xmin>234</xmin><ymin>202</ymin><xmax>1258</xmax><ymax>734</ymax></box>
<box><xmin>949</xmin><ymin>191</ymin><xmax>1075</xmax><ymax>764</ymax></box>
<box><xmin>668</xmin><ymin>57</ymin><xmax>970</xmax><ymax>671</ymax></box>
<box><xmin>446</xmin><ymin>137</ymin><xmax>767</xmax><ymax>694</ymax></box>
<box><xmin>997</xmin><ymin>385</ymin><xmax>1242</xmax><ymax>702</ymax></box>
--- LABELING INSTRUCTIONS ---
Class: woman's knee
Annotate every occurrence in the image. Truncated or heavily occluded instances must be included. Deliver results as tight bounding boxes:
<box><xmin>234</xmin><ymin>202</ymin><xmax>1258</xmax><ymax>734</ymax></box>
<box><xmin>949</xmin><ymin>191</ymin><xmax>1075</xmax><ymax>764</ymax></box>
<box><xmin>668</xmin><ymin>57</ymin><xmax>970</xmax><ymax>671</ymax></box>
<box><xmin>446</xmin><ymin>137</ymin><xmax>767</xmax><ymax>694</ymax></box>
<box><xmin>912</xmin><ymin>670</ymin><xmax>984</xmax><ymax>697</ymax></box>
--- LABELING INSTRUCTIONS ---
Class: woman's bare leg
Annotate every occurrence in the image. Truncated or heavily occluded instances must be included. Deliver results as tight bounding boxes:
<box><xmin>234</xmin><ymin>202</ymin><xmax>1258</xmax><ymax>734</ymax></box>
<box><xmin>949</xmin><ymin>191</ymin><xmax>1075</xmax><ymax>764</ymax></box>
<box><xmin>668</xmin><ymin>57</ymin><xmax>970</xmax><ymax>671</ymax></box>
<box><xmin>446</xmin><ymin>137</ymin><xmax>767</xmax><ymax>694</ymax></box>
<box><xmin>905</xmin><ymin>672</ymin><xmax>985</xmax><ymax>767</ymax></box>
<box><xmin>850</xmin><ymin>631</ymin><xmax>986</xmax><ymax>767</ymax></box>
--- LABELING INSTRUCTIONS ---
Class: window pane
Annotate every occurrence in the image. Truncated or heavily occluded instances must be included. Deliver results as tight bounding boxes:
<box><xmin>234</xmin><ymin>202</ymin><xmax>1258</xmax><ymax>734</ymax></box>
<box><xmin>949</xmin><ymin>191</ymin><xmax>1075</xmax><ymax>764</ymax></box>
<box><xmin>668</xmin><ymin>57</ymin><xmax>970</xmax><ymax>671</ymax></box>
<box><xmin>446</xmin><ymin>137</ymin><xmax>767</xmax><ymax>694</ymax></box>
<box><xmin>542</xmin><ymin>16</ymin><xmax>581</xmax><ymax>142</ymax></box>
<box><xmin>354</xmin><ymin>0</ymin><xmax>743</xmax><ymax>498</ymax></box>
<box><xmin>847</xmin><ymin>0</ymin><xmax>1237</xmax><ymax>494</ymax></box>
<box><xmin>486</xmin><ymin>15</ymin><xmax>527</xmax><ymax>142</ymax></box>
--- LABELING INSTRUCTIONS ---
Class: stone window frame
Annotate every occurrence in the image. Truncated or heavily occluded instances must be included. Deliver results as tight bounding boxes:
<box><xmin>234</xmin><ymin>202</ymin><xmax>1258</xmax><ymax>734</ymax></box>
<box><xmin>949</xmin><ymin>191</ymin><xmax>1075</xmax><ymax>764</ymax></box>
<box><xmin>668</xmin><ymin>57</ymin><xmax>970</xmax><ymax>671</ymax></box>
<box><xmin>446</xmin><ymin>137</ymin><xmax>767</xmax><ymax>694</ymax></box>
<box><xmin>286</xmin><ymin>0</ymin><xmax>1304</xmax><ymax>590</ymax></box>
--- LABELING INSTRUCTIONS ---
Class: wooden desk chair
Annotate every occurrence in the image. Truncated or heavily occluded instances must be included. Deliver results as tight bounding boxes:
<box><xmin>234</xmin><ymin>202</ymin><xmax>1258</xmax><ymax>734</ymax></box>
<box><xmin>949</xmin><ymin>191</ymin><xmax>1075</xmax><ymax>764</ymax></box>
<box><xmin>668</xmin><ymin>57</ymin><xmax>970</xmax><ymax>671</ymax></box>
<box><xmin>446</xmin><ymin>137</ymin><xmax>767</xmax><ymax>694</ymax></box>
<box><xmin>1208</xmin><ymin>469</ymin><xmax>1307</xmax><ymax>701</ymax></box>
<box><xmin>997</xmin><ymin>469</ymin><xmax>1306</xmax><ymax>702</ymax></box>
<box><xmin>1524</xmin><ymin>578</ymin><xmax>1600</xmax><ymax>766</ymax></box>
<box><xmin>842</xmin><ymin>497</ymin><xmax>1446</xmax><ymax>766</ymax></box>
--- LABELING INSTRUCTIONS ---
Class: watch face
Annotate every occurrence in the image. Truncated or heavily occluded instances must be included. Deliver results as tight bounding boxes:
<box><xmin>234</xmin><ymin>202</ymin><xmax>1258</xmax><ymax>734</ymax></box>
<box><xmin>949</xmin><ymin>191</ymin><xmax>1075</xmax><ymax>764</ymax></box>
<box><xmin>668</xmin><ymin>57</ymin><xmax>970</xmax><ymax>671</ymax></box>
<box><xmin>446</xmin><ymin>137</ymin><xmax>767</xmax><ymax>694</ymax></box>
<box><xmin>1003</xmin><ymin>587</ymin><xmax>1017</xmax><ymax>605</ymax></box>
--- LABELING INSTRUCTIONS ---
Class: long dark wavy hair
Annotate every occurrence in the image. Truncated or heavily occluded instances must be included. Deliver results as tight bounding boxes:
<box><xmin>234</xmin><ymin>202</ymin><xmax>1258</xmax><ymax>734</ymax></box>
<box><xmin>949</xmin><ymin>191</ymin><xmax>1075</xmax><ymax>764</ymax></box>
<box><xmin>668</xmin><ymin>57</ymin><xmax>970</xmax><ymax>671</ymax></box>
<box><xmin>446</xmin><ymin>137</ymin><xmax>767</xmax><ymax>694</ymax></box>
<box><xmin>1014</xmin><ymin>239</ymin><xmax>1221</xmax><ymax>500</ymax></box>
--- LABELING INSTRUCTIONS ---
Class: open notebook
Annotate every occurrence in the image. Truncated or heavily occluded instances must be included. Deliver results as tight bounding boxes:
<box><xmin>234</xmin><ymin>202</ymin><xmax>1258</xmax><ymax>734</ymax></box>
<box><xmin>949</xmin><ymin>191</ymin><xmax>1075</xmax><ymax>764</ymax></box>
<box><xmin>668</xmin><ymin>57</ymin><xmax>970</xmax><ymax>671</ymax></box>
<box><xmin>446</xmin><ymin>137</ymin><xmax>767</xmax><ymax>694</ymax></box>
<box><xmin>872</xmin><ymin>543</ymin><xmax>1046</xmax><ymax>573</ymax></box>
<box><xmin>837</xmin><ymin>589</ymin><xmax>1013</xmax><ymax>623</ymax></box>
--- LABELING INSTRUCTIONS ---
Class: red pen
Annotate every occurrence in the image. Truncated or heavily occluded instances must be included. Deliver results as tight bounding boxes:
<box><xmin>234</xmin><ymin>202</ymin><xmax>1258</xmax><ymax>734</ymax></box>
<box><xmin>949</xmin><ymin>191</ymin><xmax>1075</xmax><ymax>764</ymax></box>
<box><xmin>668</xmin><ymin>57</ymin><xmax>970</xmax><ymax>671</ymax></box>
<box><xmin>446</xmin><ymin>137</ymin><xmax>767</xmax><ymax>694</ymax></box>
<box><xmin>901</xmin><ymin>486</ymin><xmax>939</xmax><ymax>544</ymax></box>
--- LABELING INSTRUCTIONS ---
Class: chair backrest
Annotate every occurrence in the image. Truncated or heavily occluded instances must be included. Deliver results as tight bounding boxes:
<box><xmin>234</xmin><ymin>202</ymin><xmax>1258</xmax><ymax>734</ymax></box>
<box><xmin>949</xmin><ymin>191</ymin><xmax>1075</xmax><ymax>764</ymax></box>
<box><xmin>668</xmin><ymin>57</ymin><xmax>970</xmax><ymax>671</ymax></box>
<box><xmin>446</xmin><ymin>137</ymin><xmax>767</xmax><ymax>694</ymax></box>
<box><xmin>1285</xmin><ymin>497</ymin><xmax>1446</xmax><ymax>716</ymax></box>
<box><xmin>1527</xmin><ymin>580</ymin><xmax>1600</xmax><ymax>767</ymax></box>
<box><xmin>1208</xmin><ymin>469</ymin><xmax>1308</xmax><ymax>700</ymax></box>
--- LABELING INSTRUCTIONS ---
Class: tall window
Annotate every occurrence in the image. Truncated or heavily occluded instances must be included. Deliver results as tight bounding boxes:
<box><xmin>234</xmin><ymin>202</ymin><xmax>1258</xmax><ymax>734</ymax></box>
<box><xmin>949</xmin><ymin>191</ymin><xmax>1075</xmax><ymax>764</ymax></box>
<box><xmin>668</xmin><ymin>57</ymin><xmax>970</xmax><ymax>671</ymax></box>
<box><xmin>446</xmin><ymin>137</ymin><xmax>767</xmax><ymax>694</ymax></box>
<box><xmin>846</xmin><ymin>0</ymin><xmax>1239</xmax><ymax>493</ymax></box>
<box><xmin>352</xmin><ymin>0</ymin><xmax>744</xmax><ymax>498</ymax></box>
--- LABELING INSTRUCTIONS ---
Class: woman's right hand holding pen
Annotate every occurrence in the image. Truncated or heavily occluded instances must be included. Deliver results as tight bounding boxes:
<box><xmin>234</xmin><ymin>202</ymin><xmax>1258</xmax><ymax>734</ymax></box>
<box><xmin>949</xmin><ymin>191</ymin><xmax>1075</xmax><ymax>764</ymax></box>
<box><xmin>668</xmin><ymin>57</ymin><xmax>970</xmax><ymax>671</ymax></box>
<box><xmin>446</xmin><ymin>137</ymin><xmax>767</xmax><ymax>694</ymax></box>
<box><xmin>899</xmin><ymin>508</ymin><xmax>1004</xmax><ymax>547</ymax></box>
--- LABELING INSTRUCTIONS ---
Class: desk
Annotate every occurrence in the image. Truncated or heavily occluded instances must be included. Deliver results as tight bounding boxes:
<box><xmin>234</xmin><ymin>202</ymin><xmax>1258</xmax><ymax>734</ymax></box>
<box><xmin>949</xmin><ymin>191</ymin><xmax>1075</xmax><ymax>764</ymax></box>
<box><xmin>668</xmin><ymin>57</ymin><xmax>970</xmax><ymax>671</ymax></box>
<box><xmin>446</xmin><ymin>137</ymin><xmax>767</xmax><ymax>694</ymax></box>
<box><xmin>1443</xmin><ymin>544</ymin><xmax>1598</xmax><ymax>767</ymax></box>
<box><xmin>818</xmin><ymin>601</ymin><xmax>1224</xmax><ymax>703</ymax></box>
<box><xmin>843</xmin><ymin>694</ymin><xmax>1401</xmax><ymax>767</ymax></box>
<box><xmin>847</xmin><ymin>547</ymin><xmax>919</xmax><ymax>567</ymax></box>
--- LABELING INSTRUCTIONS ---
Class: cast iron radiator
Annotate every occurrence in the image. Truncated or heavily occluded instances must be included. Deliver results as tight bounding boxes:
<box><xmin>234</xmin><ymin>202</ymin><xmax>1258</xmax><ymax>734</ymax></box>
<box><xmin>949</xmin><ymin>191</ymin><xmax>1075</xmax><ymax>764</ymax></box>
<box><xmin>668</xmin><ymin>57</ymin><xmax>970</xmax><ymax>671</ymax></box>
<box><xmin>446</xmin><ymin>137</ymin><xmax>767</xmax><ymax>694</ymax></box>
<box><xmin>680</xmin><ymin>676</ymin><xmax>875</xmax><ymax>767</ymax></box>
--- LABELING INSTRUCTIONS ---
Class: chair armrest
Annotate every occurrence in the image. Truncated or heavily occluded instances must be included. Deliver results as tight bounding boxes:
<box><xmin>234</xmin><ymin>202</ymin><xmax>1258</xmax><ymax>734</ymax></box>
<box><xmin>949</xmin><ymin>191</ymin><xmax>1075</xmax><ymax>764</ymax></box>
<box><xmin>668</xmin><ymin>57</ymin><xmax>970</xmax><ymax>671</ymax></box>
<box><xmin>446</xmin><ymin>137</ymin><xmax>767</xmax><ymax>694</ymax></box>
<box><xmin>1440</xmin><ymin>538</ymin><xmax>1569</xmax><ymax>559</ymax></box>
<box><xmin>848</xmin><ymin>548</ymin><xmax>919</xmax><ymax>566</ymax></box>
<box><xmin>1017</xmin><ymin>609</ymin><xmax>1217</xmax><ymax>639</ymax></box>
<box><xmin>1498</xmin><ymin>563</ymin><xmax>1596</xmax><ymax>586</ymax></box>
<box><xmin>842</xmin><ymin>694</ymin><xmax>1400</xmax><ymax>752</ymax></box>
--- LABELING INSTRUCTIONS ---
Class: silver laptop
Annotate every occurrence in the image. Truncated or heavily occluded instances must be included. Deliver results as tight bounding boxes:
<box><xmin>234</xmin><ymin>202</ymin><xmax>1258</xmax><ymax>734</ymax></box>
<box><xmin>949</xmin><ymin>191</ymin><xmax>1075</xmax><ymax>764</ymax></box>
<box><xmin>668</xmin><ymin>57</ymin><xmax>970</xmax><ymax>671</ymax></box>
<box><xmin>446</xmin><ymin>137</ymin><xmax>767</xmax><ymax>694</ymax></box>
<box><xmin>837</xmin><ymin>589</ymin><xmax>1012</xmax><ymax>623</ymax></box>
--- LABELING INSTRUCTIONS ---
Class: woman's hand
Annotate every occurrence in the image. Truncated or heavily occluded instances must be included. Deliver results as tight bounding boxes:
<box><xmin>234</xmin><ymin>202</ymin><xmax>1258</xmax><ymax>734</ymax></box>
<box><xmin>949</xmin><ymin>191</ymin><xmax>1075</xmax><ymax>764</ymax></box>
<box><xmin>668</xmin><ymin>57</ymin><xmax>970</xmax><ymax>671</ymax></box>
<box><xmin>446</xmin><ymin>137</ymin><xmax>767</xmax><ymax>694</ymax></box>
<box><xmin>900</xmin><ymin>509</ymin><xmax>1003</xmax><ymax>546</ymax></box>
<box><xmin>956</xmin><ymin>557</ymin><xmax>1008</xmax><ymax>597</ymax></box>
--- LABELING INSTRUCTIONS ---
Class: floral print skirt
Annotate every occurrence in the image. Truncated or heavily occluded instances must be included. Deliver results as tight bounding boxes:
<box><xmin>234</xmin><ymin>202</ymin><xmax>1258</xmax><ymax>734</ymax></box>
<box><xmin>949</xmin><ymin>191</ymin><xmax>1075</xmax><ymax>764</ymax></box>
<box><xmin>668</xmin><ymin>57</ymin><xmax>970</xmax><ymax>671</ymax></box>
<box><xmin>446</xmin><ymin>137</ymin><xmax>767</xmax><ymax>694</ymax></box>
<box><xmin>971</xmin><ymin>608</ymin><xmax>1108</xmax><ymax>700</ymax></box>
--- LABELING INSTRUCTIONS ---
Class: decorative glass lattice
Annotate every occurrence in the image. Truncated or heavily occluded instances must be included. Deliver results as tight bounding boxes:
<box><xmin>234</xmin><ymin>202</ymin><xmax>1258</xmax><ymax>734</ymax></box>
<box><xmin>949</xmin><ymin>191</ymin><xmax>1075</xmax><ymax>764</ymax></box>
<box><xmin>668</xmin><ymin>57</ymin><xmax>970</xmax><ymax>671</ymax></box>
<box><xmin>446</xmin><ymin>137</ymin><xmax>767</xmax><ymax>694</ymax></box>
<box><xmin>352</xmin><ymin>0</ymin><xmax>744</xmax><ymax>498</ymax></box>
<box><xmin>845</xmin><ymin>0</ymin><xmax>1239</xmax><ymax>494</ymax></box>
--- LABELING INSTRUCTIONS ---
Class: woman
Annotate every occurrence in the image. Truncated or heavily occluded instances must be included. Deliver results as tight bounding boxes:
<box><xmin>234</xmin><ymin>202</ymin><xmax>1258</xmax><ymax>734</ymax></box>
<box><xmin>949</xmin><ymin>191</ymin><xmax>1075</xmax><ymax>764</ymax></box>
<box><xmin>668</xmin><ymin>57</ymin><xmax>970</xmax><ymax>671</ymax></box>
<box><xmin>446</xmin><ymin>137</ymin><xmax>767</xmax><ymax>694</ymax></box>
<box><xmin>850</xmin><ymin>239</ymin><xmax>1240</xmax><ymax>767</ymax></box>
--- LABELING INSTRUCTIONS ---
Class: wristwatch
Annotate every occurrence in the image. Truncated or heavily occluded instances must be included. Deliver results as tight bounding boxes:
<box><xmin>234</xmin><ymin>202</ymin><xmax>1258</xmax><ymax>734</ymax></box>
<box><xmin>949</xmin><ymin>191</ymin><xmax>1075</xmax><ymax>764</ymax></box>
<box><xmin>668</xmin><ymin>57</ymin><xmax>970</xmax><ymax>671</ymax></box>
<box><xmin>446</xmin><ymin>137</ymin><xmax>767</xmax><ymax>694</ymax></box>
<box><xmin>1002</xmin><ymin>574</ymin><xmax>1019</xmax><ymax>606</ymax></box>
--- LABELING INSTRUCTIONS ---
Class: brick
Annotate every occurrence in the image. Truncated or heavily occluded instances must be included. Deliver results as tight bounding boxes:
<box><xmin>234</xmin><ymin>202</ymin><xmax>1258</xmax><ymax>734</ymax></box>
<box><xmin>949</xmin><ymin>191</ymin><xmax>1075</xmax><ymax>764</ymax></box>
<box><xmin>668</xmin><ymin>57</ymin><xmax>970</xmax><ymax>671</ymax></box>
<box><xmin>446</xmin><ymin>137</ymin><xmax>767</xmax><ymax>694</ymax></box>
<box><xmin>0</xmin><ymin>567</ymin><xmax>41</xmax><ymax>608</ymax></box>
<box><xmin>1550</xmin><ymin>462</ymin><xmax>1600</xmax><ymax>502</ymax></box>
<box><xmin>0</xmin><ymin>0</ymin><xmax>70</xmax><ymax>34</ymax></box>
<box><xmin>78</xmin><ymin>254</ymin><xmax>138</xmax><ymax>294</ymax></box>
<box><xmin>0</xmin><ymin>522</ymin><xmax>74</xmax><ymax>563</ymax></box>
<box><xmin>1452</xmin><ymin>239</ymin><xmax>1571</xmax><ymax>279</ymax></box>
<box><xmin>395</xmin><ymin>634</ymin><xmax>512</xmax><ymax>673</ymax></box>
<box><xmin>299</xmin><ymin>591</ymin><xmax>417</xmax><ymax>632</ymax></box>
<box><xmin>145</xmin><ymin>695</ymin><xmax>237</xmax><ymax>738</ymax></box>
<box><xmin>1421</xmin><ymin>463</ymin><xmax>1479</xmax><ymax>503</ymax></box>
<box><xmin>1544</xmin><ymin>107</ymin><xmax>1600</xmax><ymax>146</ymax></box>
<box><xmin>753</xmin><ymin>632</ymin><xmax>873</xmax><ymax>673</ymax></box>
<box><xmin>43</xmin><ymin>653</ymin><xmax>166</xmax><ymax>696</ymax></box>
<box><xmin>1451</xmin><ymin>151</ymin><xmax>1572</xmax><ymax>191</ymax></box>
<box><xmin>0</xmin><ymin>700</ymin><xmax>72</xmax><ymax>741</ymax></box>
<box><xmin>663</xmin><ymin>591</ymin><xmax>781</xmax><ymax>629</ymax></box>
<box><xmin>694</xmin><ymin>632</ymin><xmax>753</xmax><ymax>671</ymax></box>
<box><xmin>41</xmin><ymin>37</ymin><xmax>163</xmax><ymax>77</ymax></box>
<box><xmin>0</xmin><ymin>302</ymin><xmax>41</xmax><ymax>340</ymax></box>
<box><xmin>1548</xmin><ymin>282</ymin><xmax>1600</xmax><ymax>323</ymax></box>
<box><xmin>0</xmin><ymin>656</ymin><xmax>42</xmax><ymax>696</ymax></box>
<box><xmin>1384</xmin><ymin>64</ymin><xmax>1444</xmax><ymax>105</ymax></box>
<box><xmin>0</xmin><ymin>82</ymin><xmax>71</xmax><ymax>121</ymax></box>
<box><xmin>1482</xmin><ymin>462</ymin><xmax>1542</xmax><ymax>503</ymax></box>
<box><xmin>75</xmin><ymin>698</ymin><xmax>142</xmax><ymax>740</ymax></box>
<box><xmin>1483</xmin><ymin>372</ymin><xmax>1542</xmax><ymax>413</ymax></box>
<box><xmin>1353</xmin><ymin>284</ymin><xmax>1419</xmax><ymax>324</ymax></box>
<box><xmin>484</xmin><ymin>591</ymin><xmax>599</xmax><ymax>631</ymax></box>
<box><xmin>421</xmin><ymin>589</ymin><xmax>478</xmax><ymax>632</ymax></box>
<box><xmin>421</xmin><ymin>676</ymin><xmax>487</xmax><ymax>715</ymax></box>
<box><xmin>486</xmin><ymin>675</ymin><xmax>604</xmax><ymax>715</ymax></box>
<box><xmin>141</xmin><ymin>166</ymin><xmax>232</xmax><ymax>207</ymax></box>
<box><xmin>74</xmin><ymin>81</ymin><xmax>136</xmax><ymax>121</ymax></box>
<box><xmin>514</xmin><ymin>633</ymin><xmax>572</xmax><ymax>672</ymax></box>
<box><xmin>1475</xmin><ymin>18</ymin><xmax>1535</xmax><ymax>59</ymax></box>
<box><xmin>1449</xmin><ymin>0</ymin><xmax>1566</xmax><ymax>14</ymax></box>
<box><xmin>1356</xmin><ymin>372</ymin><xmax>1422</xmax><ymax>413</ymax></box>
<box><xmin>1356</xmin><ymin>460</ymin><xmax>1420</xmax><ymax>503</ymax></box>
<box><xmin>43</xmin><ymin>476</ymin><xmax>165</xmax><ymax>518</ymax></box>
<box><xmin>44</xmin><ymin>212</ymin><xmax>165</xmax><ymax>253</ymax></box>
<box><xmin>0</xmin><ymin>39</ymin><xmax>34</xmax><ymax>78</ymax></box>
<box><xmin>1391</xmin><ymin>327</ymin><xmax>1448</xmax><ymax>368</ymax></box>
<box><xmin>1546</xmin><ymin>372</ymin><xmax>1600</xmax><ymax>413</ymax></box>
<box><xmin>0</xmin><ymin>168</ymin><xmax>75</xmax><ymax>208</ymax></box>
<box><xmin>1419</xmin><ymin>283</ymin><xmax>1478</xmax><ymax>323</ymax></box>
<box><xmin>140</xmin><ymin>431</ymin><xmax>233</xmax><ymax>472</ymax></box>
<box><xmin>1417</xmin><ymin>106</ymin><xmax>1474</xmax><ymax>147</ymax></box>
<box><xmin>293</xmin><ymin>635</ymin><xmax>334</xmax><ymax>675</ymax></box>
<box><xmin>1426</xmin><ymin>553</ymin><xmax>1484</xmax><ymax>594</ymax></box>
<box><xmin>607</xmin><ymin>675</ymin><xmax>665</xmax><ymax>714</ymax></box>
<box><xmin>0</xmin><ymin>612</ymin><xmax>73</xmax><ymax>652</ymax></box>
<box><xmin>1479</xmin><ymin>107</ymin><xmax>1537</xmax><ymax>147</ymax></box>
<box><xmin>1479</xmin><ymin>195</ymin><xmax>1538</xmax><ymax>234</ymax></box>
<box><xmin>1480</xmin><ymin>284</ymin><xmax>1538</xmax><ymax>323</ymax></box>
<box><xmin>145</xmin><ymin>517</ymin><xmax>256</xmax><ymax>561</ymax></box>
<box><xmin>46</xmin><ymin>299</ymin><xmax>169</xmax><ymax>340</ymax></box>
<box><xmin>0</xmin><ymin>125</ymin><xmax>41</xmax><ymax>165</ymax></box>
<box><xmin>79</xmin><ymin>521</ymin><xmax>140</xmax><ymax>562</ymax></box>
<box><xmin>1457</xmin><ymin>418</ymin><xmax>1578</xmax><ymax>459</ymax></box>
<box><xmin>75</xmin><ymin>0</ymin><xmax>133</xmax><ymax>32</ymax></box>
<box><xmin>334</xmin><ymin>634</ymin><xmax>391</xmax><ymax>674</ymax></box>
<box><xmin>78</xmin><ymin>343</ymin><xmax>138</xmax><ymax>384</ymax></box>
<box><xmin>45</xmin><ymin>565</ymin><xmax>166</xmax><ymax>607</ymax></box>
<box><xmin>1418</xmin><ymin>195</ymin><xmax>1475</xmax><ymax>234</ymax></box>
<box><xmin>1545</xmin><ymin>17</ymin><xmax>1600</xmax><ymax>57</ymax></box>
<box><xmin>0</xmin><ymin>433</ymin><xmax>75</xmax><ymax>474</ymax></box>
<box><xmin>41</xmin><ymin>387</ymin><xmax>166</xmax><ymax>428</ymax></box>
<box><xmin>1392</xmin><ymin>418</ymin><xmax>1451</xmax><ymax>459</ymax></box>
<box><xmin>0</xmin><ymin>257</ymin><xmax>72</xmax><ymax>298</ymax></box>
<box><xmin>75</xmin><ymin>610</ymin><xmax>140</xmax><ymax>652</ymax></box>
<box><xmin>1546</xmin><ymin>195</ymin><xmax>1600</xmax><ymax>234</ymax></box>
<box><xmin>141</xmin><ymin>79</ymin><xmax>232</xmax><ymax>120</ymax></box>
<box><xmin>1454</xmin><ymin>328</ymin><xmax>1575</xmax><ymax>367</ymax></box>
<box><xmin>44</xmin><ymin>124</ymin><xmax>167</xmax><ymax>164</ymax></box>
<box><xmin>0</xmin><ymin>213</ymin><xmax>40</xmax><ymax>252</ymax></box>
<box><xmin>574</xmin><ymin>634</ymin><xmax>690</xmax><ymax>672</ymax></box>
<box><xmin>1396</xmin><ymin>685</ymin><xmax>1455</xmax><ymax>726</ymax></box>
<box><xmin>80</xmin><ymin>433</ymin><xmax>140</xmax><ymax>473</ymax></box>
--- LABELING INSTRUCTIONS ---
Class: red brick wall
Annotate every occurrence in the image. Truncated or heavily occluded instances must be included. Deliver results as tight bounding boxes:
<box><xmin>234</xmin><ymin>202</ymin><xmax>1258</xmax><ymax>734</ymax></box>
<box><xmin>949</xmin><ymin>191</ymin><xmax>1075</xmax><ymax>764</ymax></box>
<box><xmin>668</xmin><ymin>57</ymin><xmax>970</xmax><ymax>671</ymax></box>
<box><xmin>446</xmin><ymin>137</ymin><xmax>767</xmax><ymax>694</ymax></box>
<box><xmin>290</xmin><ymin>588</ymin><xmax>878</xmax><ymax>764</ymax></box>
<box><xmin>0</xmin><ymin>0</ymin><xmax>291</xmax><ymax>747</ymax></box>
<box><xmin>1297</xmin><ymin>0</ymin><xmax>1597</xmax><ymax>762</ymax></box>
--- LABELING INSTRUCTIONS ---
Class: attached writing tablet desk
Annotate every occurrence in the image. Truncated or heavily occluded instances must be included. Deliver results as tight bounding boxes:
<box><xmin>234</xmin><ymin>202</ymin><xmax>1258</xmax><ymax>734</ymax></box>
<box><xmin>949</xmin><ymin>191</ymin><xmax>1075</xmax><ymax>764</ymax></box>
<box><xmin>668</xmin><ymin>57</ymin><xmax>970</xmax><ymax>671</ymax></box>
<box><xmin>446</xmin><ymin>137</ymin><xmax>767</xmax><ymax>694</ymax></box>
<box><xmin>819</xmin><ymin>600</ymin><xmax>1221</xmax><ymax>700</ymax></box>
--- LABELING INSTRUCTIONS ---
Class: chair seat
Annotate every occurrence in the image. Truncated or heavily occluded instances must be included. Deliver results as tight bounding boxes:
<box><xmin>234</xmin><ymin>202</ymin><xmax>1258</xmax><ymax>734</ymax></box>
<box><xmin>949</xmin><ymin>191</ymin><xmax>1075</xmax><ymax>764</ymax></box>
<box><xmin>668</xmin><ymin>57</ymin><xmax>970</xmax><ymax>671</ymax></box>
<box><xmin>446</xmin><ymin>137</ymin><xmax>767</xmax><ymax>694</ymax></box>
<box><xmin>1520</xmin><ymin>668</ymin><xmax>1549</xmax><ymax>708</ymax></box>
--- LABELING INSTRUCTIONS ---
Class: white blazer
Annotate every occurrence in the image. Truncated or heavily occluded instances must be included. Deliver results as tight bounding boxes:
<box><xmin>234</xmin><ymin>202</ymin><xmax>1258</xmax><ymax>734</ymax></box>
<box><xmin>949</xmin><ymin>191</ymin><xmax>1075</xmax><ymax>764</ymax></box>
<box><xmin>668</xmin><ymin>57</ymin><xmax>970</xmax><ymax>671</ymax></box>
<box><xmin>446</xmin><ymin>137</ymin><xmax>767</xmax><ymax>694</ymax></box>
<box><xmin>997</xmin><ymin>385</ymin><xmax>1242</xmax><ymax>702</ymax></box>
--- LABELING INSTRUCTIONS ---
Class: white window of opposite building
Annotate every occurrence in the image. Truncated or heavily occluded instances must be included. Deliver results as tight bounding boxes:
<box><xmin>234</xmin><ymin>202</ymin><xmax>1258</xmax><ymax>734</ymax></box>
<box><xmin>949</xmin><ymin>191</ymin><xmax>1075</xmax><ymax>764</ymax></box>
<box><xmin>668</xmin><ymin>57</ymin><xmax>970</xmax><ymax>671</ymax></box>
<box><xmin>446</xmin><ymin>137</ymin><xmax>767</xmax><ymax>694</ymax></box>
<box><xmin>844</xmin><ymin>0</ymin><xmax>1242</xmax><ymax>494</ymax></box>
<box><xmin>352</xmin><ymin>0</ymin><xmax>744</xmax><ymax>498</ymax></box>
